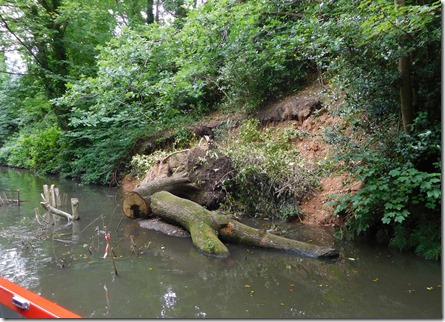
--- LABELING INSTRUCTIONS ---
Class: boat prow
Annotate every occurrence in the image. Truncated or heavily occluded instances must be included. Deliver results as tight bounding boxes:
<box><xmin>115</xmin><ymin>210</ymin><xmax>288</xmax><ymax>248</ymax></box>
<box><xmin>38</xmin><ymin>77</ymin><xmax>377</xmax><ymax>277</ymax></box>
<box><xmin>0</xmin><ymin>276</ymin><xmax>81</xmax><ymax>318</ymax></box>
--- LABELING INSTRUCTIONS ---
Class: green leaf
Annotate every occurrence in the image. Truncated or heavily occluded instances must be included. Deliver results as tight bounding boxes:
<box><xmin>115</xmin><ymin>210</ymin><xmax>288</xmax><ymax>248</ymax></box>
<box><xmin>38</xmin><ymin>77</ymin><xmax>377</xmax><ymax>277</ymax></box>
<box><xmin>389</xmin><ymin>168</ymin><xmax>401</xmax><ymax>176</ymax></box>
<box><xmin>382</xmin><ymin>217</ymin><xmax>391</xmax><ymax>224</ymax></box>
<box><xmin>394</xmin><ymin>215</ymin><xmax>405</xmax><ymax>223</ymax></box>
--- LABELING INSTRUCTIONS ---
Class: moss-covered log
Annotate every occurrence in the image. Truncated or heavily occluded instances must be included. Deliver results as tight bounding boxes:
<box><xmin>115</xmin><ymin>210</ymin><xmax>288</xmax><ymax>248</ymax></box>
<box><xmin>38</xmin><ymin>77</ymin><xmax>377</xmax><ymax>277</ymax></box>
<box><xmin>218</xmin><ymin>220</ymin><xmax>339</xmax><ymax>259</ymax></box>
<box><xmin>150</xmin><ymin>191</ymin><xmax>230</xmax><ymax>258</ymax></box>
<box><xmin>150</xmin><ymin>191</ymin><xmax>339</xmax><ymax>259</ymax></box>
<box><xmin>122</xmin><ymin>175</ymin><xmax>201</xmax><ymax>219</ymax></box>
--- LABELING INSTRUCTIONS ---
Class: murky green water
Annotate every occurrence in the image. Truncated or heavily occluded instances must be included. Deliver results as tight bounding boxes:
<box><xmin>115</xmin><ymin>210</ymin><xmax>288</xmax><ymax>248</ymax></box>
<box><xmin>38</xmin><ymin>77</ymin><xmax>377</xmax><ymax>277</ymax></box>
<box><xmin>0</xmin><ymin>166</ymin><xmax>442</xmax><ymax>318</ymax></box>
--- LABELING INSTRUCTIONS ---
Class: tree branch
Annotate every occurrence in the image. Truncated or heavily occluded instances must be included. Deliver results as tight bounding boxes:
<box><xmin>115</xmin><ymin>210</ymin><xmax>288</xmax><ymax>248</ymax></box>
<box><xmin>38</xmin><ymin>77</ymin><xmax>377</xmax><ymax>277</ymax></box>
<box><xmin>0</xmin><ymin>69</ymin><xmax>26</xmax><ymax>76</ymax></box>
<box><xmin>0</xmin><ymin>13</ymin><xmax>41</xmax><ymax>65</ymax></box>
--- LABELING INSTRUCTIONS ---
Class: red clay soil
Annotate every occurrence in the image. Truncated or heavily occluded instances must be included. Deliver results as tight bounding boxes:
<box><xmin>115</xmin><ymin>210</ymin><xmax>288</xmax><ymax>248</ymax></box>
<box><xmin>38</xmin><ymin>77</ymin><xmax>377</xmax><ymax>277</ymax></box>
<box><xmin>261</xmin><ymin>84</ymin><xmax>360</xmax><ymax>227</ymax></box>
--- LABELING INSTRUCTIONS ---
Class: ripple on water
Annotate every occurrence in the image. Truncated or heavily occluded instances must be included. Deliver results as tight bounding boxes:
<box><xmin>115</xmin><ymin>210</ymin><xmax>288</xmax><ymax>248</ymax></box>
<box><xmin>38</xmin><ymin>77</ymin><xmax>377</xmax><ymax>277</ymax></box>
<box><xmin>0</xmin><ymin>226</ymin><xmax>48</xmax><ymax>289</ymax></box>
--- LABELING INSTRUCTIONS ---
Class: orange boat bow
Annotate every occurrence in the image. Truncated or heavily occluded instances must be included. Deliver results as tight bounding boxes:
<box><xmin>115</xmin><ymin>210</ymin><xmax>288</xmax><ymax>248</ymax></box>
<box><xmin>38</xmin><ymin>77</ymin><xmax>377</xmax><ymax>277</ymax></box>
<box><xmin>0</xmin><ymin>276</ymin><xmax>81</xmax><ymax>318</ymax></box>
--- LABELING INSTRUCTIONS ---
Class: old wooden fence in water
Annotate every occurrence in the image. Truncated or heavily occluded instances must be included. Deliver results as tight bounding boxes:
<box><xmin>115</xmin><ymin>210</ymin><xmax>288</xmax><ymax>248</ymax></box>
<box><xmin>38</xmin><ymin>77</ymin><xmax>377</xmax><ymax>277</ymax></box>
<box><xmin>0</xmin><ymin>187</ymin><xmax>20</xmax><ymax>206</ymax></box>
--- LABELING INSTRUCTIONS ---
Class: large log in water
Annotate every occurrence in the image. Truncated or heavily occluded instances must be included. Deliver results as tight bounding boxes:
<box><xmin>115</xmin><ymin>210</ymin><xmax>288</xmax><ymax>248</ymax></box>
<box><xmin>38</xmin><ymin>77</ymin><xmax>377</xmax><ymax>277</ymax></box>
<box><xmin>150</xmin><ymin>191</ymin><xmax>339</xmax><ymax>259</ymax></box>
<box><xmin>122</xmin><ymin>175</ymin><xmax>201</xmax><ymax>219</ymax></box>
<box><xmin>150</xmin><ymin>191</ymin><xmax>230</xmax><ymax>258</ymax></box>
<box><xmin>218</xmin><ymin>219</ymin><xmax>339</xmax><ymax>259</ymax></box>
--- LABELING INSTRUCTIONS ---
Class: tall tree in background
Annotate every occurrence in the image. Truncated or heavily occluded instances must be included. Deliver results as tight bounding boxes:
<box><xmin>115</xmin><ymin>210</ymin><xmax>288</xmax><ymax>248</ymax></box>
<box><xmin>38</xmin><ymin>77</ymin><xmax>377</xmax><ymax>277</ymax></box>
<box><xmin>394</xmin><ymin>0</ymin><xmax>414</xmax><ymax>133</ymax></box>
<box><xmin>114</xmin><ymin>0</ymin><xmax>154</xmax><ymax>26</ymax></box>
<box><xmin>0</xmin><ymin>0</ymin><xmax>172</xmax><ymax>128</ymax></box>
<box><xmin>0</xmin><ymin>0</ymin><xmax>118</xmax><ymax>128</ymax></box>
<box><xmin>0</xmin><ymin>53</ymin><xmax>17</xmax><ymax>145</ymax></box>
<box><xmin>147</xmin><ymin>0</ymin><xmax>155</xmax><ymax>23</ymax></box>
<box><xmin>0</xmin><ymin>1</ymin><xmax>67</xmax><ymax>97</ymax></box>
<box><xmin>163</xmin><ymin>0</ymin><xmax>187</xmax><ymax>18</ymax></box>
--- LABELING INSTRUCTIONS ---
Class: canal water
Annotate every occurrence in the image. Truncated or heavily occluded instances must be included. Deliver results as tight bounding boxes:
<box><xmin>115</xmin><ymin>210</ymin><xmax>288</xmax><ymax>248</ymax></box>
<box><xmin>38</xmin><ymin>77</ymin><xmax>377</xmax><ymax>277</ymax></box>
<box><xmin>0</xmin><ymin>166</ymin><xmax>442</xmax><ymax>318</ymax></box>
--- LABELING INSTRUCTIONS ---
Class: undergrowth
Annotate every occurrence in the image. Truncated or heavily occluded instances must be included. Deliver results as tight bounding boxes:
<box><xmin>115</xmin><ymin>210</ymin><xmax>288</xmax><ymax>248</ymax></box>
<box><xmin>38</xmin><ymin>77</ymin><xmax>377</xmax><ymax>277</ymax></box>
<box><xmin>327</xmin><ymin>112</ymin><xmax>441</xmax><ymax>260</ymax></box>
<box><xmin>218</xmin><ymin>118</ymin><xmax>318</xmax><ymax>221</ymax></box>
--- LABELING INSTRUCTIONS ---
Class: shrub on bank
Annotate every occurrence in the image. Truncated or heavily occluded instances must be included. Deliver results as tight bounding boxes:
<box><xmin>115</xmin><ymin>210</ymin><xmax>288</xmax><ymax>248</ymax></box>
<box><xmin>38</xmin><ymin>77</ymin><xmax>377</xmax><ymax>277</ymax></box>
<box><xmin>220</xmin><ymin>118</ymin><xmax>318</xmax><ymax>221</ymax></box>
<box><xmin>0</xmin><ymin>125</ymin><xmax>62</xmax><ymax>174</ymax></box>
<box><xmin>329</xmin><ymin>113</ymin><xmax>441</xmax><ymax>260</ymax></box>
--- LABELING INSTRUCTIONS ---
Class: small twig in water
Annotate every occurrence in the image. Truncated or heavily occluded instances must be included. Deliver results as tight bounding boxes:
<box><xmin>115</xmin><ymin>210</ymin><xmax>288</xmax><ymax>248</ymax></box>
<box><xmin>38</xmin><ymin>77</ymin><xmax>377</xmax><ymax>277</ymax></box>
<box><xmin>111</xmin><ymin>247</ymin><xmax>118</xmax><ymax>276</ymax></box>
<box><xmin>115</xmin><ymin>217</ymin><xmax>123</xmax><ymax>232</ymax></box>
<box><xmin>130</xmin><ymin>235</ymin><xmax>138</xmax><ymax>256</ymax></box>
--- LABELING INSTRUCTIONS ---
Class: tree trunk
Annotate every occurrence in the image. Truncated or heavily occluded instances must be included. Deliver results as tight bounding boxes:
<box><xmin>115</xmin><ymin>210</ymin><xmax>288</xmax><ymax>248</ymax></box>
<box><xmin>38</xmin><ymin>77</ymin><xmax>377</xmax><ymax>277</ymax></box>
<box><xmin>150</xmin><ymin>191</ymin><xmax>339</xmax><ymax>259</ymax></box>
<box><xmin>218</xmin><ymin>220</ymin><xmax>339</xmax><ymax>259</ymax></box>
<box><xmin>399</xmin><ymin>53</ymin><xmax>414</xmax><ymax>133</ymax></box>
<box><xmin>155</xmin><ymin>0</ymin><xmax>160</xmax><ymax>22</ymax></box>
<box><xmin>151</xmin><ymin>191</ymin><xmax>230</xmax><ymax>258</ymax></box>
<box><xmin>146</xmin><ymin>0</ymin><xmax>154</xmax><ymax>24</ymax></box>
<box><xmin>395</xmin><ymin>0</ymin><xmax>415</xmax><ymax>133</ymax></box>
<box><xmin>122</xmin><ymin>175</ymin><xmax>201</xmax><ymax>219</ymax></box>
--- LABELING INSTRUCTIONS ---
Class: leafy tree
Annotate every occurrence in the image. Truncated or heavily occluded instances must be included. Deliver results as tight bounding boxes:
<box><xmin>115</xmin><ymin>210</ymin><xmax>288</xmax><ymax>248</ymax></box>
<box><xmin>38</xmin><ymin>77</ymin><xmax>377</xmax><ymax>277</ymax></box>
<box><xmin>55</xmin><ymin>0</ymin><xmax>313</xmax><ymax>183</ymax></box>
<box><xmin>0</xmin><ymin>0</ymin><xmax>160</xmax><ymax>179</ymax></box>
<box><xmin>271</xmin><ymin>0</ymin><xmax>441</xmax><ymax>258</ymax></box>
<box><xmin>308</xmin><ymin>0</ymin><xmax>441</xmax><ymax>259</ymax></box>
<box><xmin>0</xmin><ymin>0</ymin><xmax>119</xmax><ymax>128</ymax></box>
<box><xmin>0</xmin><ymin>54</ymin><xmax>19</xmax><ymax>145</ymax></box>
<box><xmin>358</xmin><ymin>0</ymin><xmax>440</xmax><ymax>132</ymax></box>
<box><xmin>162</xmin><ymin>0</ymin><xmax>187</xmax><ymax>17</ymax></box>
<box><xmin>329</xmin><ymin>112</ymin><xmax>441</xmax><ymax>260</ymax></box>
<box><xmin>112</xmin><ymin>0</ymin><xmax>156</xmax><ymax>26</ymax></box>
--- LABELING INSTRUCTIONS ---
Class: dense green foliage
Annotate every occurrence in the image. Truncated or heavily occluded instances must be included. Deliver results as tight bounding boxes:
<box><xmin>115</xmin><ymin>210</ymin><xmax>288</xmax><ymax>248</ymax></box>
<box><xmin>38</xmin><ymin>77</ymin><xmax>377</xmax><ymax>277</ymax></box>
<box><xmin>328</xmin><ymin>112</ymin><xmax>441</xmax><ymax>260</ymax></box>
<box><xmin>0</xmin><ymin>0</ymin><xmax>441</xmax><ymax>258</ymax></box>
<box><xmin>305</xmin><ymin>0</ymin><xmax>442</xmax><ymax>260</ymax></box>
<box><xmin>52</xmin><ymin>0</ymin><xmax>312</xmax><ymax>183</ymax></box>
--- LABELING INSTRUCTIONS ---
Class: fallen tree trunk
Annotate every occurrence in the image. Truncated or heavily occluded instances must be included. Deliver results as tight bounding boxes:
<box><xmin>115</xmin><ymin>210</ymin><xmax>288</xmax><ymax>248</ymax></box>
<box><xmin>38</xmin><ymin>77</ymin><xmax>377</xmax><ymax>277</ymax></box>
<box><xmin>122</xmin><ymin>175</ymin><xmax>201</xmax><ymax>219</ymax></box>
<box><xmin>151</xmin><ymin>191</ymin><xmax>230</xmax><ymax>258</ymax></box>
<box><xmin>150</xmin><ymin>191</ymin><xmax>339</xmax><ymax>259</ymax></box>
<box><xmin>218</xmin><ymin>220</ymin><xmax>339</xmax><ymax>259</ymax></box>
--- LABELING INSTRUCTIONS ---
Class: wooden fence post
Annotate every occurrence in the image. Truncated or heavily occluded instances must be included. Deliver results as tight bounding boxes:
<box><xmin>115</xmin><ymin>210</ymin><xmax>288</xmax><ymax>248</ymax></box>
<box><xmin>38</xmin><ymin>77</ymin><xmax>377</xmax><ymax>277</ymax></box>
<box><xmin>43</xmin><ymin>184</ymin><xmax>54</xmax><ymax>225</ymax></box>
<box><xmin>71</xmin><ymin>198</ymin><xmax>80</xmax><ymax>220</ymax></box>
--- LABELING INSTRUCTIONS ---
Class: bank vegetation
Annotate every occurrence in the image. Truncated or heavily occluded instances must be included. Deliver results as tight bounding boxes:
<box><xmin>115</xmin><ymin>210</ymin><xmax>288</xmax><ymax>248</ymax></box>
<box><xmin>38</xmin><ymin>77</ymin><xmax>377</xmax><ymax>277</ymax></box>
<box><xmin>0</xmin><ymin>0</ymin><xmax>440</xmax><ymax>259</ymax></box>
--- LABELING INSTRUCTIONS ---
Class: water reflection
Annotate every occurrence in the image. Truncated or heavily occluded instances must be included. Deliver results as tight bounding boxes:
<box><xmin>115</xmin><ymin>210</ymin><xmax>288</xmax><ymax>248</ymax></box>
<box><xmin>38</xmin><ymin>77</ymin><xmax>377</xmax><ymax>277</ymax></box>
<box><xmin>1</xmin><ymin>249</ymin><xmax>30</xmax><ymax>283</ymax></box>
<box><xmin>103</xmin><ymin>284</ymin><xmax>110</xmax><ymax>316</ymax></box>
<box><xmin>160</xmin><ymin>286</ymin><xmax>177</xmax><ymax>318</ymax></box>
<box><xmin>193</xmin><ymin>305</ymin><xmax>207</xmax><ymax>318</ymax></box>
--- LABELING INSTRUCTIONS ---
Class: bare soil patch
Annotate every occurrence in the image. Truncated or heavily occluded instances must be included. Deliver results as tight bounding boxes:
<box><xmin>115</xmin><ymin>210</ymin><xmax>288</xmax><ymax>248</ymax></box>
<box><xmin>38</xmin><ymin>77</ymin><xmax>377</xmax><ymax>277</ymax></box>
<box><xmin>259</xmin><ymin>83</ymin><xmax>359</xmax><ymax>227</ymax></box>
